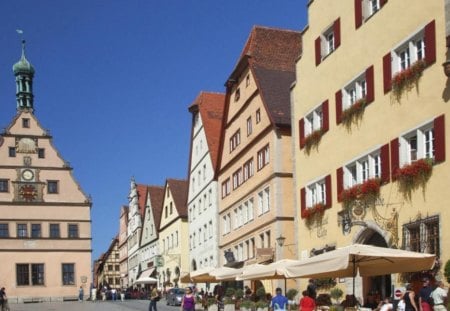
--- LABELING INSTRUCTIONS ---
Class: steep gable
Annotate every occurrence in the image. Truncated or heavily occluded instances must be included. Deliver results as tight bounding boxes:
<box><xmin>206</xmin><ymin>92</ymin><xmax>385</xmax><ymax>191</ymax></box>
<box><xmin>166</xmin><ymin>178</ymin><xmax>188</xmax><ymax>218</ymax></box>
<box><xmin>189</xmin><ymin>92</ymin><xmax>226</xmax><ymax>173</ymax></box>
<box><xmin>147</xmin><ymin>185</ymin><xmax>164</xmax><ymax>230</ymax></box>
<box><xmin>136</xmin><ymin>184</ymin><xmax>148</xmax><ymax>218</ymax></box>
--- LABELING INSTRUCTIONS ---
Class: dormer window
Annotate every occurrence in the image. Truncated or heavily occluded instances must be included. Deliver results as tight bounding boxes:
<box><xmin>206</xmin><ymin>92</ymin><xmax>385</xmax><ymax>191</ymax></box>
<box><xmin>22</xmin><ymin>118</ymin><xmax>30</xmax><ymax>128</ymax></box>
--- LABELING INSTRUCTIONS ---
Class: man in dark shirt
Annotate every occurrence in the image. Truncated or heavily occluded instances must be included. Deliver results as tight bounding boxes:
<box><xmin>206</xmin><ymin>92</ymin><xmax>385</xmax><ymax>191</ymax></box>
<box><xmin>419</xmin><ymin>278</ymin><xmax>433</xmax><ymax>311</ymax></box>
<box><xmin>306</xmin><ymin>279</ymin><xmax>317</xmax><ymax>300</ymax></box>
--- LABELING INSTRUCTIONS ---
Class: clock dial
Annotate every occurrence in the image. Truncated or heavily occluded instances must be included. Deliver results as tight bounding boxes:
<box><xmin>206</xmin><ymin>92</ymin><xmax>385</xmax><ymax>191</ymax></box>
<box><xmin>19</xmin><ymin>185</ymin><xmax>37</xmax><ymax>202</ymax></box>
<box><xmin>22</xmin><ymin>169</ymin><xmax>34</xmax><ymax>181</ymax></box>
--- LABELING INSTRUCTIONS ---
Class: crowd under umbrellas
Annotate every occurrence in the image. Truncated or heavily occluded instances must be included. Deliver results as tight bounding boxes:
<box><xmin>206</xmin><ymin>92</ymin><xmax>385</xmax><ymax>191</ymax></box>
<box><xmin>182</xmin><ymin>244</ymin><xmax>436</xmax><ymax>306</ymax></box>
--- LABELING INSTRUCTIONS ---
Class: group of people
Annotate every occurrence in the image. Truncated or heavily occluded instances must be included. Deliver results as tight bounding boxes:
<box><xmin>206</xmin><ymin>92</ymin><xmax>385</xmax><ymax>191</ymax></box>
<box><xmin>397</xmin><ymin>278</ymin><xmax>448</xmax><ymax>311</ymax></box>
<box><xmin>0</xmin><ymin>287</ymin><xmax>10</xmax><ymax>311</ymax></box>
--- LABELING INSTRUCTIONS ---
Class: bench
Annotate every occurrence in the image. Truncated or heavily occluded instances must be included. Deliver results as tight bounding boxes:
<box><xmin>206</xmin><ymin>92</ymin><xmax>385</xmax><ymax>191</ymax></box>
<box><xmin>63</xmin><ymin>296</ymin><xmax>79</xmax><ymax>301</ymax></box>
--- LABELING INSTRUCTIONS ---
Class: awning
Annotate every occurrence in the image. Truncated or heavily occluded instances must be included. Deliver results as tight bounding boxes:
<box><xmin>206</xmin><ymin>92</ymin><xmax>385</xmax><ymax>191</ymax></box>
<box><xmin>139</xmin><ymin>267</ymin><xmax>156</xmax><ymax>279</ymax></box>
<box><xmin>134</xmin><ymin>267</ymin><xmax>157</xmax><ymax>285</ymax></box>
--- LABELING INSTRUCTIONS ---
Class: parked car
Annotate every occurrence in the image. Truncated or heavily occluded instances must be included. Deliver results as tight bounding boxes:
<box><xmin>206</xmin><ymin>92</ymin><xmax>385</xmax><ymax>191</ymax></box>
<box><xmin>166</xmin><ymin>288</ymin><xmax>185</xmax><ymax>306</ymax></box>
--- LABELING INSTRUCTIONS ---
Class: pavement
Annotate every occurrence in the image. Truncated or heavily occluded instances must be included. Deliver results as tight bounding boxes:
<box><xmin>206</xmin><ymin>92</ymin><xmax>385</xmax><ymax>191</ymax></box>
<box><xmin>10</xmin><ymin>299</ymin><xmax>178</xmax><ymax>311</ymax></box>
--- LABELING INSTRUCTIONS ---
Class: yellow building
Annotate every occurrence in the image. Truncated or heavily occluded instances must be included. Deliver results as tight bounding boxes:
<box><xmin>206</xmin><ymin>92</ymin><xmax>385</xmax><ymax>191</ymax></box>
<box><xmin>0</xmin><ymin>42</ymin><xmax>92</xmax><ymax>301</ymax></box>
<box><xmin>218</xmin><ymin>26</ymin><xmax>301</xmax><ymax>290</ymax></box>
<box><xmin>292</xmin><ymin>0</ymin><xmax>448</xmax><ymax>300</ymax></box>
<box><xmin>158</xmin><ymin>178</ymin><xmax>189</xmax><ymax>288</ymax></box>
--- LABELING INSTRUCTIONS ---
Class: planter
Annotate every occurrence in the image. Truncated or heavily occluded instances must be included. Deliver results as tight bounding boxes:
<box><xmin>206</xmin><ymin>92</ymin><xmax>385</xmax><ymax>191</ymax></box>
<box><xmin>257</xmin><ymin>308</ymin><xmax>269</xmax><ymax>311</ymax></box>
<box><xmin>195</xmin><ymin>303</ymin><xmax>204</xmax><ymax>311</ymax></box>
<box><xmin>304</xmin><ymin>128</ymin><xmax>325</xmax><ymax>154</ymax></box>
<box><xmin>341</xmin><ymin>98</ymin><xmax>367</xmax><ymax>129</ymax></box>
<box><xmin>301</xmin><ymin>203</ymin><xmax>327</xmax><ymax>228</ymax></box>
<box><xmin>340</xmin><ymin>178</ymin><xmax>381</xmax><ymax>209</ymax></box>
<box><xmin>208</xmin><ymin>304</ymin><xmax>219</xmax><ymax>311</ymax></box>
<box><xmin>391</xmin><ymin>59</ymin><xmax>426</xmax><ymax>102</ymax></box>
<box><xmin>394</xmin><ymin>158</ymin><xmax>433</xmax><ymax>200</ymax></box>
<box><xmin>224</xmin><ymin>304</ymin><xmax>235</xmax><ymax>311</ymax></box>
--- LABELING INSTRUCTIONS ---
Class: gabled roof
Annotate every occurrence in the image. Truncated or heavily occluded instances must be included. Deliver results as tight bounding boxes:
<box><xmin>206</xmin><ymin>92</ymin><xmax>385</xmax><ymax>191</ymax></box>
<box><xmin>228</xmin><ymin>25</ymin><xmax>301</xmax><ymax>128</ymax></box>
<box><xmin>147</xmin><ymin>185</ymin><xmax>165</xmax><ymax>230</ymax></box>
<box><xmin>136</xmin><ymin>184</ymin><xmax>148</xmax><ymax>218</ymax></box>
<box><xmin>188</xmin><ymin>92</ymin><xmax>226</xmax><ymax>173</ymax></box>
<box><xmin>166</xmin><ymin>178</ymin><xmax>188</xmax><ymax>218</ymax></box>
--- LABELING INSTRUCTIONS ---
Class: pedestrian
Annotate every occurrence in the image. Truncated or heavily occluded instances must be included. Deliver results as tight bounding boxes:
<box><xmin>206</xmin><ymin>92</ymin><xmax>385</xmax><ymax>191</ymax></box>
<box><xmin>270</xmin><ymin>287</ymin><xmax>288</xmax><ymax>311</ymax></box>
<box><xmin>149</xmin><ymin>286</ymin><xmax>159</xmax><ymax>311</ymax></box>
<box><xmin>181</xmin><ymin>287</ymin><xmax>196</xmax><ymax>311</ymax></box>
<box><xmin>91</xmin><ymin>287</ymin><xmax>97</xmax><ymax>302</ymax></box>
<box><xmin>299</xmin><ymin>290</ymin><xmax>316</xmax><ymax>311</ymax></box>
<box><xmin>1</xmin><ymin>287</ymin><xmax>10</xmax><ymax>311</ymax></box>
<box><xmin>306</xmin><ymin>279</ymin><xmax>317</xmax><ymax>300</ymax></box>
<box><xmin>402</xmin><ymin>284</ymin><xmax>419</xmax><ymax>311</ymax></box>
<box><xmin>78</xmin><ymin>286</ymin><xmax>84</xmax><ymax>302</ymax></box>
<box><xmin>111</xmin><ymin>288</ymin><xmax>117</xmax><ymax>301</ymax></box>
<box><xmin>379</xmin><ymin>297</ymin><xmax>394</xmax><ymax>311</ymax></box>
<box><xmin>419</xmin><ymin>278</ymin><xmax>433</xmax><ymax>311</ymax></box>
<box><xmin>430</xmin><ymin>281</ymin><xmax>448</xmax><ymax>311</ymax></box>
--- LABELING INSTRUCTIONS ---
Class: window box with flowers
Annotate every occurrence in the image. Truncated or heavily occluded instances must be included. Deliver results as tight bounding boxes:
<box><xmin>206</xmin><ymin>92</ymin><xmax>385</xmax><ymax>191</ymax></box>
<box><xmin>341</xmin><ymin>98</ymin><xmax>367</xmax><ymax>129</ymax></box>
<box><xmin>394</xmin><ymin>158</ymin><xmax>433</xmax><ymax>200</ymax></box>
<box><xmin>304</xmin><ymin>128</ymin><xmax>325</xmax><ymax>155</ymax></box>
<box><xmin>301</xmin><ymin>203</ymin><xmax>326</xmax><ymax>227</ymax></box>
<box><xmin>339</xmin><ymin>178</ymin><xmax>381</xmax><ymax>209</ymax></box>
<box><xmin>391</xmin><ymin>59</ymin><xmax>426</xmax><ymax>102</ymax></box>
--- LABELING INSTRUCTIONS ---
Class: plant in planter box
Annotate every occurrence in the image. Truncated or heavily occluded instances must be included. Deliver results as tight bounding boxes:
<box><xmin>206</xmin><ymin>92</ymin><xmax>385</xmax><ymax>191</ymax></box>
<box><xmin>341</xmin><ymin>98</ymin><xmax>367</xmax><ymax>130</ymax></box>
<box><xmin>340</xmin><ymin>178</ymin><xmax>381</xmax><ymax>209</ymax></box>
<box><xmin>286</xmin><ymin>289</ymin><xmax>299</xmax><ymax>311</ymax></box>
<box><xmin>255</xmin><ymin>300</ymin><xmax>269</xmax><ymax>311</ymax></box>
<box><xmin>207</xmin><ymin>297</ymin><xmax>218</xmax><ymax>311</ymax></box>
<box><xmin>330</xmin><ymin>287</ymin><xmax>344</xmax><ymax>305</ymax></box>
<box><xmin>391</xmin><ymin>59</ymin><xmax>426</xmax><ymax>102</ymax></box>
<box><xmin>394</xmin><ymin>158</ymin><xmax>433</xmax><ymax>200</ymax></box>
<box><xmin>304</xmin><ymin>128</ymin><xmax>325</xmax><ymax>155</ymax></box>
<box><xmin>240</xmin><ymin>299</ymin><xmax>255</xmax><ymax>311</ymax></box>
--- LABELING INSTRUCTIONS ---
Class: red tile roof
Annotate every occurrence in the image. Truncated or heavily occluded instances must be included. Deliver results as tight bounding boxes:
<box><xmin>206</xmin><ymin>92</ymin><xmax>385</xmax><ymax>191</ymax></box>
<box><xmin>136</xmin><ymin>184</ymin><xmax>148</xmax><ymax>218</ymax></box>
<box><xmin>147</xmin><ymin>185</ymin><xmax>165</xmax><ymax>231</ymax></box>
<box><xmin>229</xmin><ymin>26</ymin><xmax>302</xmax><ymax>127</ymax></box>
<box><xmin>188</xmin><ymin>92</ymin><xmax>226</xmax><ymax>173</ymax></box>
<box><xmin>166</xmin><ymin>178</ymin><xmax>188</xmax><ymax>218</ymax></box>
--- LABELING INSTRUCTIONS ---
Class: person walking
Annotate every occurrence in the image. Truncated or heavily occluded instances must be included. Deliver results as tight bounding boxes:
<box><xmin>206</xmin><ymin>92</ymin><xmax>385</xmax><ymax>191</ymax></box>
<box><xmin>149</xmin><ymin>286</ymin><xmax>159</xmax><ymax>311</ymax></box>
<box><xmin>181</xmin><ymin>287</ymin><xmax>196</xmax><ymax>311</ymax></box>
<box><xmin>78</xmin><ymin>286</ymin><xmax>84</xmax><ymax>302</ymax></box>
<box><xmin>403</xmin><ymin>284</ymin><xmax>419</xmax><ymax>311</ymax></box>
<box><xmin>430</xmin><ymin>281</ymin><xmax>448</xmax><ymax>311</ymax></box>
<box><xmin>0</xmin><ymin>287</ymin><xmax>10</xmax><ymax>311</ymax></box>
<box><xmin>306</xmin><ymin>279</ymin><xmax>317</xmax><ymax>300</ymax></box>
<box><xmin>270</xmin><ymin>288</ymin><xmax>288</xmax><ymax>311</ymax></box>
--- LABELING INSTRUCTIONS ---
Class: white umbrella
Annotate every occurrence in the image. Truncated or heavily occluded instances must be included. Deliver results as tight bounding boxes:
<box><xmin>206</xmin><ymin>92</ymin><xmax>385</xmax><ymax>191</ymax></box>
<box><xmin>134</xmin><ymin>276</ymin><xmax>158</xmax><ymax>285</ymax></box>
<box><xmin>238</xmin><ymin>260</ymin><xmax>301</xmax><ymax>280</ymax></box>
<box><xmin>212</xmin><ymin>267</ymin><xmax>244</xmax><ymax>281</ymax></box>
<box><xmin>190</xmin><ymin>267</ymin><xmax>218</xmax><ymax>283</ymax></box>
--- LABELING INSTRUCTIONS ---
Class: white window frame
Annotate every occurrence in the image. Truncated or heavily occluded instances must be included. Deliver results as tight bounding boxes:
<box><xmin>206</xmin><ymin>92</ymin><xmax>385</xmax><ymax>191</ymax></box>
<box><xmin>306</xmin><ymin>178</ymin><xmax>327</xmax><ymax>208</ymax></box>
<box><xmin>304</xmin><ymin>104</ymin><xmax>323</xmax><ymax>136</ymax></box>
<box><xmin>344</xmin><ymin>149</ymin><xmax>382</xmax><ymax>188</ymax></box>
<box><xmin>342</xmin><ymin>71</ymin><xmax>367</xmax><ymax>110</ymax></box>
<box><xmin>399</xmin><ymin>121</ymin><xmax>434</xmax><ymax>167</ymax></box>
<box><xmin>392</xmin><ymin>28</ymin><xmax>426</xmax><ymax>76</ymax></box>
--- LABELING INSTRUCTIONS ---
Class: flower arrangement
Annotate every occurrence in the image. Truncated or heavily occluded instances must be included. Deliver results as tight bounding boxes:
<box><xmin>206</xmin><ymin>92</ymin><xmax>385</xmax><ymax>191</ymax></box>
<box><xmin>391</xmin><ymin>59</ymin><xmax>426</xmax><ymax>102</ymax></box>
<box><xmin>339</xmin><ymin>178</ymin><xmax>381</xmax><ymax>209</ymax></box>
<box><xmin>394</xmin><ymin>158</ymin><xmax>433</xmax><ymax>200</ymax></box>
<box><xmin>304</xmin><ymin>128</ymin><xmax>325</xmax><ymax>154</ymax></box>
<box><xmin>341</xmin><ymin>98</ymin><xmax>367</xmax><ymax>129</ymax></box>
<box><xmin>301</xmin><ymin>203</ymin><xmax>326</xmax><ymax>219</ymax></box>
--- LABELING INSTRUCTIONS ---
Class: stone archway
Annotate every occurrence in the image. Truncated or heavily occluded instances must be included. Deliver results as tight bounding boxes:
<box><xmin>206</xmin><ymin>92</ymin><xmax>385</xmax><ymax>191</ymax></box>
<box><xmin>354</xmin><ymin>224</ymin><xmax>392</xmax><ymax>304</ymax></box>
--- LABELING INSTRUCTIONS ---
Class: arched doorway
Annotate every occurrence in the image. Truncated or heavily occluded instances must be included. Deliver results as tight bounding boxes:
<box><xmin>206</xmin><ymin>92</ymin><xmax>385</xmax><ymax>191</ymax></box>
<box><xmin>357</xmin><ymin>228</ymin><xmax>392</xmax><ymax>303</ymax></box>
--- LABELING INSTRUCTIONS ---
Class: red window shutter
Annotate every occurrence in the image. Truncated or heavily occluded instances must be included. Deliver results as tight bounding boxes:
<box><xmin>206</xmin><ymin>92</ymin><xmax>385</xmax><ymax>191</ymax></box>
<box><xmin>383</xmin><ymin>53</ymin><xmax>392</xmax><ymax>93</ymax></box>
<box><xmin>299</xmin><ymin>118</ymin><xmax>305</xmax><ymax>149</ymax></box>
<box><xmin>300</xmin><ymin>187</ymin><xmax>306</xmax><ymax>218</ymax></box>
<box><xmin>334</xmin><ymin>18</ymin><xmax>341</xmax><ymax>48</ymax></box>
<box><xmin>335</xmin><ymin>90</ymin><xmax>342</xmax><ymax>124</ymax></box>
<box><xmin>325</xmin><ymin>174</ymin><xmax>332</xmax><ymax>208</ymax></box>
<box><xmin>315</xmin><ymin>37</ymin><xmax>322</xmax><ymax>66</ymax></box>
<box><xmin>380</xmin><ymin>143</ymin><xmax>390</xmax><ymax>184</ymax></box>
<box><xmin>434</xmin><ymin>114</ymin><xmax>446</xmax><ymax>163</ymax></box>
<box><xmin>365</xmin><ymin>65</ymin><xmax>375</xmax><ymax>104</ymax></box>
<box><xmin>390</xmin><ymin>138</ymin><xmax>399</xmax><ymax>180</ymax></box>
<box><xmin>424</xmin><ymin>20</ymin><xmax>436</xmax><ymax>65</ymax></box>
<box><xmin>336</xmin><ymin>167</ymin><xmax>343</xmax><ymax>202</ymax></box>
<box><xmin>380</xmin><ymin>0</ymin><xmax>387</xmax><ymax>7</ymax></box>
<box><xmin>355</xmin><ymin>0</ymin><xmax>363</xmax><ymax>29</ymax></box>
<box><xmin>322</xmin><ymin>100</ymin><xmax>329</xmax><ymax>132</ymax></box>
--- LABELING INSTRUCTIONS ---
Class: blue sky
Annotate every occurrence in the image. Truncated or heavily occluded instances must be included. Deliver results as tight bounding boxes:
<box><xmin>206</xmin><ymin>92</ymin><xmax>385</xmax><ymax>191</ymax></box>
<box><xmin>0</xmin><ymin>1</ymin><xmax>307</xmax><ymax>261</ymax></box>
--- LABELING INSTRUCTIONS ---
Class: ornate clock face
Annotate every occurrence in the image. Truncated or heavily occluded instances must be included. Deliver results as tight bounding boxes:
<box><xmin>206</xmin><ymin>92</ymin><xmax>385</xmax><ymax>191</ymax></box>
<box><xmin>19</xmin><ymin>185</ymin><xmax>37</xmax><ymax>202</ymax></box>
<box><xmin>22</xmin><ymin>169</ymin><xmax>34</xmax><ymax>181</ymax></box>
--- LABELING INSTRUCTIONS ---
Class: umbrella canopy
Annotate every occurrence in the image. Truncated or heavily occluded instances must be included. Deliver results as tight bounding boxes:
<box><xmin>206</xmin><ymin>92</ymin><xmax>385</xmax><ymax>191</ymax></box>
<box><xmin>238</xmin><ymin>260</ymin><xmax>301</xmax><ymax>280</ymax></box>
<box><xmin>190</xmin><ymin>267</ymin><xmax>218</xmax><ymax>283</ymax></box>
<box><xmin>284</xmin><ymin>244</ymin><xmax>436</xmax><ymax>279</ymax></box>
<box><xmin>134</xmin><ymin>276</ymin><xmax>158</xmax><ymax>284</ymax></box>
<box><xmin>212</xmin><ymin>266</ymin><xmax>244</xmax><ymax>281</ymax></box>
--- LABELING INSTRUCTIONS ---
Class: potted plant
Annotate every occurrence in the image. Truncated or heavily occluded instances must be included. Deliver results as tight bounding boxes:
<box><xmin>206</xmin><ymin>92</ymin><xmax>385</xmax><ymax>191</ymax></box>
<box><xmin>391</xmin><ymin>59</ymin><xmax>426</xmax><ymax>102</ymax></box>
<box><xmin>340</xmin><ymin>178</ymin><xmax>381</xmax><ymax>209</ymax></box>
<box><xmin>286</xmin><ymin>289</ymin><xmax>299</xmax><ymax>310</ymax></box>
<box><xmin>223</xmin><ymin>288</ymin><xmax>235</xmax><ymax>311</ymax></box>
<box><xmin>255</xmin><ymin>300</ymin><xmax>269</xmax><ymax>311</ymax></box>
<box><xmin>394</xmin><ymin>158</ymin><xmax>433</xmax><ymax>200</ymax></box>
<box><xmin>330</xmin><ymin>287</ymin><xmax>344</xmax><ymax>305</ymax></box>
<box><xmin>240</xmin><ymin>299</ymin><xmax>255</xmax><ymax>311</ymax></box>
<box><xmin>255</xmin><ymin>287</ymin><xmax>266</xmax><ymax>301</ymax></box>
<box><xmin>235</xmin><ymin>288</ymin><xmax>244</xmax><ymax>310</ymax></box>
<box><xmin>207</xmin><ymin>297</ymin><xmax>218</xmax><ymax>311</ymax></box>
<box><xmin>304</xmin><ymin>128</ymin><xmax>325</xmax><ymax>155</ymax></box>
<box><xmin>341</xmin><ymin>98</ymin><xmax>367</xmax><ymax>129</ymax></box>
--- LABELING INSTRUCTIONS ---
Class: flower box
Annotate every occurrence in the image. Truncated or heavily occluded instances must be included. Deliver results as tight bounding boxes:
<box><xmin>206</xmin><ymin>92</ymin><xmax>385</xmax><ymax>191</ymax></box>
<box><xmin>339</xmin><ymin>178</ymin><xmax>381</xmax><ymax>209</ymax></box>
<box><xmin>394</xmin><ymin>158</ymin><xmax>433</xmax><ymax>200</ymax></box>
<box><xmin>341</xmin><ymin>98</ymin><xmax>367</xmax><ymax>129</ymax></box>
<box><xmin>391</xmin><ymin>59</ymin><xmax>426</xmax><ymax>102</ymax></box>
<box><xmin>304</xmin><ymin>128</ymin><xmax>325</xmax><ymax>154</ymax></box>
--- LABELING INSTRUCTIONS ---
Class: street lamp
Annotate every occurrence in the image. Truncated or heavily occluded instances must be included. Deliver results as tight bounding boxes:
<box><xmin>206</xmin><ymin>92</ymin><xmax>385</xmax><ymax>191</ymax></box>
<box><xmin>276</xmin><ymin>235</ymin><xmax>286</xmax><ymax>248</ymax></box>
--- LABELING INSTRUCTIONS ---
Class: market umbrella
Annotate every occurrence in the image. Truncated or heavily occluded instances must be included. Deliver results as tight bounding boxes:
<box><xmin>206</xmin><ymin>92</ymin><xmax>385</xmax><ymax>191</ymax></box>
<box><xmin>134</xmin><ymin>276</ymin><xmax>158</xmax><ymax>285</ymax></box>
<box><xmin>212</xmin><ymin>266</ymin><xmax>244</xmax><ymax>281</ymax></box>
<box><xmin>238</xmin><ymin>259</ymin><xmax>301</xmax><ymax>280</ymax></box>
<box><xmin>190</xmin><ymin>267</ymin><xmax>219</xmax><ymax>283</ymax></box>
<box><xmin>284</xmin><ymin>243</ymin><xmax>435</xmax><ymax>300</ymax></box>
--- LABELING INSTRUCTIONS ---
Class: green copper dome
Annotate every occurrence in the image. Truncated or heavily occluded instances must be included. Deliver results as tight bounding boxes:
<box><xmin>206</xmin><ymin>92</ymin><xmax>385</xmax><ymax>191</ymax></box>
<box><xmin>13</xmin><ymin>40</ymin><xmax>35</xmax><ymax>75</ymax></box>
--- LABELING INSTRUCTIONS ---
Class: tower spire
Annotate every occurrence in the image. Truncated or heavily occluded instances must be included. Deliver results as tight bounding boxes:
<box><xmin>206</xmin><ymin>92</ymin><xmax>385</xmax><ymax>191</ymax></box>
<box><xmin>13</xmin><ymin>39</ymin><xmax>35</xmax><ymax>112</ymax></box>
